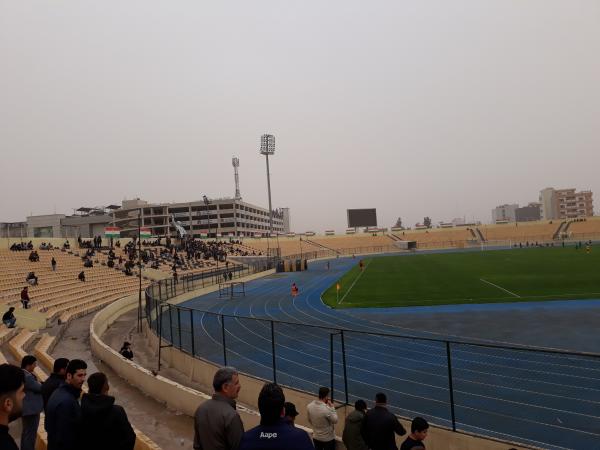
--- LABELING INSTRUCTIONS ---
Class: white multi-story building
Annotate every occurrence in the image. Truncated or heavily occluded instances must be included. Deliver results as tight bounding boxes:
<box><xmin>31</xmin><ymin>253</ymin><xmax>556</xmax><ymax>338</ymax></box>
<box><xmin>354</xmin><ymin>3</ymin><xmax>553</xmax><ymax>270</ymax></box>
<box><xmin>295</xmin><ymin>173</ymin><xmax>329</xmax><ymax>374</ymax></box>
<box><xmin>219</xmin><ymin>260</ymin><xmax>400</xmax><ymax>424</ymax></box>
<box><xmin>539</xmin><ymin>188</ymin><xmax>594</xmax><ymax>220</ymax></box>
<box><xmin>112</xmin><ymin>198</ymin><xmax>290</xmax><ymax>238</ymax></box>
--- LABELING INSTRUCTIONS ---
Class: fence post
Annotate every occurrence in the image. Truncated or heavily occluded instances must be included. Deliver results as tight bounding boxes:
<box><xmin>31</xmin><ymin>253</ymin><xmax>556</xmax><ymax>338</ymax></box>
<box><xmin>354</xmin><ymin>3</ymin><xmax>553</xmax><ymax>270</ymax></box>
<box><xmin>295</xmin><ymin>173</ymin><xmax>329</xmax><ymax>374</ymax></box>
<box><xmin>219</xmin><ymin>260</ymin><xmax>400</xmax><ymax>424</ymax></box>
<box><xmin>446</xmin><ymin>341</ymin><xmax>457</xmax><ymax>432</ymax></box>
<box><xmin>157</xmin><ymin>304</ymin><xmax>163</xmax><ymax>371</ymax></box>
<box><xmin>158</xmin><ymin>281</ymin><xmax>162</xmax><ymax>302</ymax></box>
<box><xmin>168</xmin><ymin>305</ymin><xmax>174</xmax><ymax>342</ymax></box>
<box><xmin>190</xmin><ymin>309</ymin><xmax>195</xmax><ymax>356</ymax></box>
<box><xmin>177</xmin><ymin>308</ymin><xmax>182</xmax><ymax>349</ymax></box>
<box><xmin>221</xmin><ymin>315</ymin><xmax>227</xmax><ymax>366</ymax></box>
<box><xmin>330</xmin><ymin>333</ymin><xmax>334</xmax><ymax>403</ymax></box>
<box><xmin>270</xmin><ymin>321</ymin><xmax>277</xmax><ymax>383</ymax></box>
<box><xmin>340</xmin><ymin>330</ymin><xmax>349</xmax><ymax>405</ymax></box>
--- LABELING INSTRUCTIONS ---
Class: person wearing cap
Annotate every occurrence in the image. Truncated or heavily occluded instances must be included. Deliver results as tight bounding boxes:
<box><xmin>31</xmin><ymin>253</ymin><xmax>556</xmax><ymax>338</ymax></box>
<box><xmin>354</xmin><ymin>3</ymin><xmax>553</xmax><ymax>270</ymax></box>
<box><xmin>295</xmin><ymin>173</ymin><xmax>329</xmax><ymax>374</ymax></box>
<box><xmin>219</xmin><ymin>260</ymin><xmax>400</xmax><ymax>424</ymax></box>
<box><xmin>239</xmin><ymin>383</ymin><xmax>313</xmax><ymax>450</ymax></box>
<box><xmin>284</xmin><ymin>401</ymin><xmax>299</xmax><ymax>426</ymax></box>
<box><xmin>0</xmin><ymin>364</ymin><xmax>26</xmax><ymax>450</ymax></box>
<box><xmin>119</xmin><ymin>342</ymin><xmax>133</xmax><ymax>360</ymax></box>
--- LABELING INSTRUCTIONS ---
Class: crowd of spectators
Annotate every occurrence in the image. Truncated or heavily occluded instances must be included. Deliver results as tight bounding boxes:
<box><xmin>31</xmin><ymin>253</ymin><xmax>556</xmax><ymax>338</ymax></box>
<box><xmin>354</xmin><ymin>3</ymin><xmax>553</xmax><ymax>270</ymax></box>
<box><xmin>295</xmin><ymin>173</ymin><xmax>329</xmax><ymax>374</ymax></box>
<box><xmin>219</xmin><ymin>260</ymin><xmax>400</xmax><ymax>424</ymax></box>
<box><xmin>0</xmin><ymin>356</ymin><xmax>137</xmax><ymax>450</ymax></box>
<box><xmin>193</xmin><ymin>367</ymin><xmax>430</xmax><ymax>450</ymax></box>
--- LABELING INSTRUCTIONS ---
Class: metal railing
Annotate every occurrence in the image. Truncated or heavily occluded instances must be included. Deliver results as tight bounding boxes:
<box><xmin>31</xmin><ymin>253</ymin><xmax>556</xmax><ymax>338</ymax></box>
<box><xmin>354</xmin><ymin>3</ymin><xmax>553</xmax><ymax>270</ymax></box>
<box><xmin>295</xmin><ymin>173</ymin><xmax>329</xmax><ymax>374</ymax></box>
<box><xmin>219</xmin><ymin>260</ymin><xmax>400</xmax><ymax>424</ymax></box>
<box><xmin>144</xmin><ymin>261</ymin><xmax>600</xmax><ymax>450</ymax></box>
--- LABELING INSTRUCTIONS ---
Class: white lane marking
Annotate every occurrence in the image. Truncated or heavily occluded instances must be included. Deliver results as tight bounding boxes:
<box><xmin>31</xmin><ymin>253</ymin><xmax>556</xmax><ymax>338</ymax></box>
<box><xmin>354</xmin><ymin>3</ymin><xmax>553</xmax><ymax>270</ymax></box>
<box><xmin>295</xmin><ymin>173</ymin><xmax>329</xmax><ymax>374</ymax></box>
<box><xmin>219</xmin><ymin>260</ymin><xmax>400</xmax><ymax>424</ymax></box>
<box><xmin>338</xmin><ymin>260</ymin><xmax>371</xmax><ymax>304</ymax></box>
<box><xmin>480</xmin><ymin>278</ymin><xmax>521</xmax><ymax>298</ymax></box>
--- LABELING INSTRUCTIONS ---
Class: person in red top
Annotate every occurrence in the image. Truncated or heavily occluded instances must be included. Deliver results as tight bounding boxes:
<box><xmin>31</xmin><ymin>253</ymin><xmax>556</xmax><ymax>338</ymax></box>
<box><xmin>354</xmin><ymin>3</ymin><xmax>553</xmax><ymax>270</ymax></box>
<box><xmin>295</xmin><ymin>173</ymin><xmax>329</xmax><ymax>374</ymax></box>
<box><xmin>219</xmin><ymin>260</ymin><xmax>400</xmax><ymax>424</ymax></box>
<box><xmin>20</xmin><ymin>287</ymin><xmax>30</xmax><ymax>309</ymax></box>
<box><xmin>291</xmin><ymin>283</ymin><xmax>299</xmax><ymax>297</ymax></box>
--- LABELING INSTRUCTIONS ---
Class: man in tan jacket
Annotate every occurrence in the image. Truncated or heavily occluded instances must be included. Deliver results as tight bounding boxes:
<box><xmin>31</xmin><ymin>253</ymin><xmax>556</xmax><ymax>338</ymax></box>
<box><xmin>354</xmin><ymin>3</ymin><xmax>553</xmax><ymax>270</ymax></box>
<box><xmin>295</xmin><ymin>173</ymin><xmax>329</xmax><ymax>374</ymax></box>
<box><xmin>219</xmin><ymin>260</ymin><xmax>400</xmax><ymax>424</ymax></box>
<box><xmin>194</xmin><ymin>367</ymin><xmax>244</xmax><ymax>450</ymax></box>
<box><xmin>307</xmin><ymin>386</ymin><xmax>338</xmax><ymax>449</ymax></box>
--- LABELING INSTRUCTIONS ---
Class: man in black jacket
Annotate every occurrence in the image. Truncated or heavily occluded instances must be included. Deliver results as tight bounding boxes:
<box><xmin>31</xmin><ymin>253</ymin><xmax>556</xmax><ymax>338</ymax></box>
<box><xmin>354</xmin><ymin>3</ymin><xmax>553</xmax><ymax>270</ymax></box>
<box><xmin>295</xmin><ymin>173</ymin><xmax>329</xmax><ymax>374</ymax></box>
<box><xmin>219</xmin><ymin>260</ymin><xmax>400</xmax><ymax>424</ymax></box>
<box><xmin>362</xmin><ymin>392</ymin><xmax>406</xmax><ymax>450</ymax></box>
<box><xmin>45</xmin><ymin>359</ymin><xmax>87</xmax><ymax>450</ymax></box>
<box><xmin>0</xmin><ymin>364</ymin><xmax>25</xmax><ymax>450</ymax></box>
<box><xmin>81</xmin><ymin>372</ymin><xmax>136</xmax><ymax>450</ymax></box>
<box><xmin>41</xmin><ymin>358</ymin><xmax>69</xmax><ymax>411</ymax></box>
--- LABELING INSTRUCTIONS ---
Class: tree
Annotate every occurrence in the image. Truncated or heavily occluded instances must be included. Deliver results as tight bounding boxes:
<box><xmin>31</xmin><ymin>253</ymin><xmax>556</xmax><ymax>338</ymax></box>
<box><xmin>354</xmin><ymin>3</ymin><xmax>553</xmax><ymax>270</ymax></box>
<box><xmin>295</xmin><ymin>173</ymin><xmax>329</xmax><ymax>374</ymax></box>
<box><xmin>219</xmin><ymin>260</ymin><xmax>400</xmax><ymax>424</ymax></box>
<box><xmin>394</xmin><ymin>217</ymin><xmax>402</xmax><ymax>228</ymax></box>
<box><xmin>423</xmin><ymin>216</ymin><xmax>432</xmax><ymax>228</ymax></box>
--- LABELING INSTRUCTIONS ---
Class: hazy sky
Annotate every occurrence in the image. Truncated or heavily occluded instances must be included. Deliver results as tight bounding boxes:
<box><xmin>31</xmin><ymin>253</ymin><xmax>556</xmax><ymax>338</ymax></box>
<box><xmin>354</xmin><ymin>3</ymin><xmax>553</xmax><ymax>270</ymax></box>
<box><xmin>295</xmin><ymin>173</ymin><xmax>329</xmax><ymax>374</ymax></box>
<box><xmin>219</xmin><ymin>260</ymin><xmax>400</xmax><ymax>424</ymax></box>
<box><xmin>1</xmin><ymin>1</ymin><xmax>599</xmax><ymax>231</ymax></box>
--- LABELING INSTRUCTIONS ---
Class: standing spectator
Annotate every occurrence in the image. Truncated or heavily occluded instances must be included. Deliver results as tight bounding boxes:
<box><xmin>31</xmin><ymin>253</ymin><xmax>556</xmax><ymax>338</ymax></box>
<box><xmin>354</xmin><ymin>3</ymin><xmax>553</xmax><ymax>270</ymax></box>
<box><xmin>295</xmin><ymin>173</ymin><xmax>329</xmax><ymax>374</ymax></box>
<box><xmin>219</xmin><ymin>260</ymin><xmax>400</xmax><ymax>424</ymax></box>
<box><xmin>362</xmin><ymin>393</ymin><xmax>406</xmax><ymax>450</ymax></box>
<box><xmin>283</xmin><ymin>402</ymin><xmax>299</xmax><ymax>426</ymax></box>
<box><xmin>306</xmin><ymin>387</ymin><xmax>338</xmax><ymax>450</ymax></box>
<box><xmin>193</xmin><ymin>366</ymin><xmax>244</xmax><ymax>450</ymax></box>
<box><xmin>20</xmin><ymin>287</ymin><xmax>30</xmax><ymax>309</ymax></box>
<box><xmin>51</xmin><ymin>257</ymin><xmax>57</xmax><ymax>271</ymax></box>
<box><xmin>239</xmin><ymin>383</ymin><xmax>313</xmax><ymax>450</ymax></box>
<box><xmin>0</xmin><ymin>364</ymin><xmax>26</xmax><ymax>450</ymax></box>
<box><xmin>343</xmin><ymin>399</ymin><xmax>368</xmax><ymax>450</ymax></box>
<box><xmin>81</xmin><ymin>372</ymin><xmax>136</xmax><ymax>450</ymax></box>
<box><xmin>45</xmin><ymin>359</ymin><xmax>87</xmax><ymax>450</ymax></box>
<box><xmin>41</xmin><ymin>358</ymin><xmax>69</xmax><ymax>411</ymax></box>
<box><xmin>119</xmin><ymin>342</ymin><xmax>133</xmax><ymax>360</ymax></box>
<box><xmin>20</xmin><ymin>356</ymin><xmax>43</xmax><ymax>450</ymax></box>
<box><xmin>2</xmin><ymin>307</ymin><xmax>16</xmax><ymax>328</ymax></box>
<box><xmin>400</xmin><ymin>417</ymin><xmax>428</xmax><ymax>450</ymax></box>
<box><xmin>173</xmin><ymin>270</ymin><xmax>178</xmax><ymax>284</ymax></box>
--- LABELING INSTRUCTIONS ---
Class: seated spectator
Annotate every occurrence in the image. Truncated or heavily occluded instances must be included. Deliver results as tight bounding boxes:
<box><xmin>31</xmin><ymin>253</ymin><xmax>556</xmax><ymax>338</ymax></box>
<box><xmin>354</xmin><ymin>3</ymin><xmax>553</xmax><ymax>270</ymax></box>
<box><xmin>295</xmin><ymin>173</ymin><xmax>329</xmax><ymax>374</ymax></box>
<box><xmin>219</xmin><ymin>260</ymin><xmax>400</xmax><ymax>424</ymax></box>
<box><xmin>78</xmin><ymin>271</ymin><xmax>86</xmax><ymax>282</ymax></box>
<box><xmin>63</xmin><ymin>240</ymin><xmax>70</xmax><ymax>249</ymax></box>
<box><xmin>25</xmin><ymin>272</ymin><xmax>38</xmax><ymax>286</ymax></box>
<box><xmin>2</xmin><ymin>307</ymin><xmax>16</xmax><ymax>328</ymax></box>
<box><xmin>239</xmin><ymin>383</ymin><xmax>313</xmax><ymax>450</ymax></box>
<box><xmin>21</xmin><ymin>287</ymin><xmax>30</xmax><ymax>309</ymax></box>
<box><xmin>400</xmin><ymin>417</ymin><xmax>428</xmax><ymax>450</ymax></box>
<box><xmin>362</xmin><ymin>392</ymin><xmax>406</xmax><ymax>450</ymax></box>
<box><xmin>28</xmin><ymin>251</ymin><xmax>37</xmax><ymax>262</ymax></box>
<box><xmin>119</xmin><ymin>342</ymin><xmax>133</xmax><ymax>360</ymax></box>
<box><xmin>84</xmin><ymin>258</ymin><xmax>93</xmax><ymax>268</ymax></box>
<box><xmin>343</xmin><ymin>399</ymin><xmax>368</xmax><ymax>450</ymax></box>
<box><xmin>81</xmin><ymin>372</ymin><xmax>136</xmax><ymax>450</ymax></box>
<box><xmin>107</xmin><ymin>259</ymin><xmax>115</xmax><ymax>268</ymax></box>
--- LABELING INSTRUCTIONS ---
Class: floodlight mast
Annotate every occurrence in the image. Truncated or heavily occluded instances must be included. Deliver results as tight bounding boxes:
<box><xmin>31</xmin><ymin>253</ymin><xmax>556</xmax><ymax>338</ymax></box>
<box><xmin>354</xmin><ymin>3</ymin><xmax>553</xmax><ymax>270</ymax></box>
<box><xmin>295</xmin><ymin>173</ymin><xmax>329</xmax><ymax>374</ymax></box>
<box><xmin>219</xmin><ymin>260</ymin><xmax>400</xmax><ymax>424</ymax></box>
<box><xmin>232</xmin><ymin>157</ymin><xmax>241</xmax><ymax>200</ymax></box>
<box><xmin>260</xmin><ymin>134</ymin><xmax>275</xmax><ymax>234</ymax></box>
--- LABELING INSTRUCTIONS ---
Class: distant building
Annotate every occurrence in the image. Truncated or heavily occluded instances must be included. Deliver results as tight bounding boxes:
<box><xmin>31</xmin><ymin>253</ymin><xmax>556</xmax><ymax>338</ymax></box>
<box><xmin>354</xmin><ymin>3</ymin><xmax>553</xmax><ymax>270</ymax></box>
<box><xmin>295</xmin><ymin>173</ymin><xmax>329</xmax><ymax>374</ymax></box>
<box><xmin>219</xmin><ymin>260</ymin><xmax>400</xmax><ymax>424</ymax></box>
<box><xmin>539</xmin><ymin>188</ymin><xmax>593</xmax><ymax>220</ymax></box>
<box><xmin>112</xmin><ymin>198</ymin><xmax>290</xmax><ymax>238</ymax></box>
<box><xmin>492</xmin><ymin>204</ymin><xmax>518</xmax><ymax>223</ymax></box>
<box><xmin>515</xmin><ymin>203</ymin><xmax>541</xmax><ymax>222</ymax></box>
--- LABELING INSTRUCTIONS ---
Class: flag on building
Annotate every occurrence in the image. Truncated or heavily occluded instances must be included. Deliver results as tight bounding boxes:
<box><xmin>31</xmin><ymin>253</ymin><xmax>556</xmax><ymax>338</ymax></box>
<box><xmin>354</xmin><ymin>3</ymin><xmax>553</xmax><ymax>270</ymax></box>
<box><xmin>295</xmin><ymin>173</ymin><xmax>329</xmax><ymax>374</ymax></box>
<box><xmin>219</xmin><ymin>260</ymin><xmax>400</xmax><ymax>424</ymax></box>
<box><xmin>104</xmin><ymin>227</ymin><xmax>121</xmax><ymax>238</ymax></box>
<box><xmin>140</xmin><ymin>227</ymin><xmax>152</xmax><ymax>238</ymax></box>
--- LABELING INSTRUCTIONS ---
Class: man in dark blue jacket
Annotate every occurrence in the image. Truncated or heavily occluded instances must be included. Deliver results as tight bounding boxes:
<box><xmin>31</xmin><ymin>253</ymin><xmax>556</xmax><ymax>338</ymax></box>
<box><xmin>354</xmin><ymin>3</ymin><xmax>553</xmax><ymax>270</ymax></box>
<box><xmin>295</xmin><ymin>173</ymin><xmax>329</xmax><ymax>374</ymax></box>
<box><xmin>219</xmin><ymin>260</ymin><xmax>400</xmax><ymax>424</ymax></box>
<box><xmin>45</xmin><ymin>359</ymin><xmax>87</xmax><ymax>450</ymax></box>
<box><xmin>239</xmin><ymin>383</ymin><xmax>314</xmax><ymax>450</ymax></box>
<box><xmin>362</xmin><ymin>392</ymin><xmax>406</xmax><ymax>450</ymax></box>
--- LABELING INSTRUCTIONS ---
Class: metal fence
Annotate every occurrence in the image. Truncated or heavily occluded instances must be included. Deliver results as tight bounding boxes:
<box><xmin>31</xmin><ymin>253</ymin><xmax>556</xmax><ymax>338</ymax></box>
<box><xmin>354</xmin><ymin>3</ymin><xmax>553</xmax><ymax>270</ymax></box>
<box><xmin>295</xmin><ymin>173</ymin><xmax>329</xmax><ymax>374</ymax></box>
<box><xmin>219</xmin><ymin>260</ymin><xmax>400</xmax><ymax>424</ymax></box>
<box><xmin>144</xmin><ymin>264</ymin><xmax>600</xmax><ymax>450</ymax></box>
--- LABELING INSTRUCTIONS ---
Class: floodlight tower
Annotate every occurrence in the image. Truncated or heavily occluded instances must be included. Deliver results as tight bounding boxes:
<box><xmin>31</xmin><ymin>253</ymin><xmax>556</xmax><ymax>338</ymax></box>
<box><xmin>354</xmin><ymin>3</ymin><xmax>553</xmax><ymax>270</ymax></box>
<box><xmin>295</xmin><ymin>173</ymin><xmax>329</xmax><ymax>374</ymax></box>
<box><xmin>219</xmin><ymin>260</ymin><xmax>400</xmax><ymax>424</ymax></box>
<box><xmin>232</xmin><ymin>157</ymin><xmax>241</xmax><ymax>200</ymax></box>
<box><xmin>260</xmin><ymin>134</ymin><xmax>276</xmax><ymax>234</ymax></box>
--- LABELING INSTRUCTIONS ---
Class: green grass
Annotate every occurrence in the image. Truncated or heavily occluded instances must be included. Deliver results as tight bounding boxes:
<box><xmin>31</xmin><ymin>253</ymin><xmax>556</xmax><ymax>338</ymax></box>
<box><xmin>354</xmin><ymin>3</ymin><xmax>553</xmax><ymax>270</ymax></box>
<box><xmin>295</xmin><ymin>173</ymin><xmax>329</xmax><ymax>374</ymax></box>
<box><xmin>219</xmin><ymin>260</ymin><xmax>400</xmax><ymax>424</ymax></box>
<box><xmin>322</xmin><ymin>247</ymin><xmax>600</xmax><ymax>308</ymax></box>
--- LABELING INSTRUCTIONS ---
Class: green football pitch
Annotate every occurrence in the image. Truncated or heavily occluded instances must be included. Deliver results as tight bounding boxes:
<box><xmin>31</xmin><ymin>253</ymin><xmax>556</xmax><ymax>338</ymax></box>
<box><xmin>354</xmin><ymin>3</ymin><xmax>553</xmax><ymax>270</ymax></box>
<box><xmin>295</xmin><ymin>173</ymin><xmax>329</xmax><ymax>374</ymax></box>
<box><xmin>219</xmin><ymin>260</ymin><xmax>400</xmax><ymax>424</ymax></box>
<box><xmin>322</xmin><ymin>247</ymin><xmax>600</xmax><ymax>308</ymax></box>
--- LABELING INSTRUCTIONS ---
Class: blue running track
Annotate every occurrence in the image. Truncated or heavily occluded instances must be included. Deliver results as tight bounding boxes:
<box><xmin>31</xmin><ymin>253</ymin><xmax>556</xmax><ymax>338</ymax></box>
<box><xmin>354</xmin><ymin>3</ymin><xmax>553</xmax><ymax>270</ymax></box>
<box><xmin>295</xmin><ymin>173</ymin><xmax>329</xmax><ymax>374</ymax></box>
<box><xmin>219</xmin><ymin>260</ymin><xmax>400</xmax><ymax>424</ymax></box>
<box><xmin>159</xmin><ymin>256</ymin><xmax>600</xmax><ymax>450</ymax></box>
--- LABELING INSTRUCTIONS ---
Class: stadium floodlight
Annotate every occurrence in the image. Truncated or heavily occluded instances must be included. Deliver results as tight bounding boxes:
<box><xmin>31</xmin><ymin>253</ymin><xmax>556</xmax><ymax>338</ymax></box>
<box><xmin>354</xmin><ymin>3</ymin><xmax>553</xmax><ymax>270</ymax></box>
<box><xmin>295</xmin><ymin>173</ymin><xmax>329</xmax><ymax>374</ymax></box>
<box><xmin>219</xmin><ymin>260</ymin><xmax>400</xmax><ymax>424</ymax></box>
<box><xmin>260</xmin><ymin>134</ymin><xmax>275</xmax><ymax>234</ymax></box>
<box><xmin>203</xmin><ymin>195</ymin><xmax>211</xmax><ymax>239</ymax></box>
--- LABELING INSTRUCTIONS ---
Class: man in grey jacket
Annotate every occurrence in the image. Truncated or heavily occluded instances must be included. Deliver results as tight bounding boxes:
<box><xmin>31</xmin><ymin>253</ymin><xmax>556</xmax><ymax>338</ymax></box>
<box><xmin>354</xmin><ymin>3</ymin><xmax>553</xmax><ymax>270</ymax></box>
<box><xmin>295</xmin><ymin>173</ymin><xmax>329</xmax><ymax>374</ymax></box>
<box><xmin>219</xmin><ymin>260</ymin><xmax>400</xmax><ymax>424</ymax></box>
<box><xmin>194</xmin><ymin>367</ymin><xmax>244</xmax><ymax>450</ymax></box>
<box><xmin>20</xmin><ymin>355</ymin><xmax>43</xmax><ymax>450</ymax></box>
